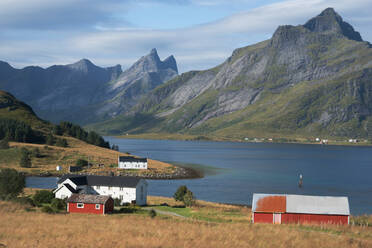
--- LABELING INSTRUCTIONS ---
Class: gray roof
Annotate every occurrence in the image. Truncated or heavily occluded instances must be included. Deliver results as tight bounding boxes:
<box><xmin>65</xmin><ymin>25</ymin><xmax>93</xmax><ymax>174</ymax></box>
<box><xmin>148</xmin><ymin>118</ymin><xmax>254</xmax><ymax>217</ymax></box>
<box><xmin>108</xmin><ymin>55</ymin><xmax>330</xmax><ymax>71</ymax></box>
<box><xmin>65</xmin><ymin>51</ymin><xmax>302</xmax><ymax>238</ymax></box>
<box><xmin>119</xmin><ymin>156</ymin><xmax>147</xmax><ymax>163</ymax></box>
<box><xmin>58</xmin><ymin>174</ymin><xmax>142</xmax><ymax>188</ymax></box>
<box><xmin>252</xmin><ymin>193</ymin><xmax>350</xmax><ymax>215</ymax></box>
<box><xmin>67</xmin><ymin>194</ymin><xmax>112</xmax><ymax>204</ymax></box>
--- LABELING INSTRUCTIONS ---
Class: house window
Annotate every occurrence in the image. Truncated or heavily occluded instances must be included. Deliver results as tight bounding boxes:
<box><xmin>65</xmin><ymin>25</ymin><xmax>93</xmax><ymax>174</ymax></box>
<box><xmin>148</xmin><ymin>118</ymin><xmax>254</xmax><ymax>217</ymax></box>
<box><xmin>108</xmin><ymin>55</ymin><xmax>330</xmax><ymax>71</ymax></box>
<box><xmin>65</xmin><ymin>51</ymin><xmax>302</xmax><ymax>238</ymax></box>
<box><xmin>77</xmin><ymin>203</ymin><xmax>84</xmax><ymax>208</ymax></box>
<box><xmin>95</xmin><ymin>204</ymin><xmax>100</xmax><ymax>209</ymax></box>
<box><xmin>119</xmin><ymin>195</ymin><xmax>123</xmax><ymax>200</ymax></box>
<box><xmin>108</xmin><ymin>186</ymin><xmax>111</xmax><ymax>190</ymax></box>
<box><xmin>120</xmin><ymin>187</ymin><xmax>123</xmax><ymax>191</ymax></box>
<box><xmin>96</xmin><ymin>186</ymin><xmax>100</xmax><ymax>190</ymax></box>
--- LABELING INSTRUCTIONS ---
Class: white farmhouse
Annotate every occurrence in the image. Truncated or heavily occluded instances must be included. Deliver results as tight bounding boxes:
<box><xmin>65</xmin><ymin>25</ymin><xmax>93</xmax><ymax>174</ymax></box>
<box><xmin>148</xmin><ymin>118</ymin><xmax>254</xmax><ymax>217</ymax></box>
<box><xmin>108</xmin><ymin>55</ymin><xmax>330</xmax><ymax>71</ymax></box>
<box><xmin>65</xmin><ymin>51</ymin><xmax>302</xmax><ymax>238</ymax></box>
<box><xmin>118</xmin><ymin>156</ymin><xmax>148</xmax><ymax>169</ymax></box>
<box><xmin>53</xmin><ymin>175</ymin><xmax>147</xmax><ymax>205</ymax></box>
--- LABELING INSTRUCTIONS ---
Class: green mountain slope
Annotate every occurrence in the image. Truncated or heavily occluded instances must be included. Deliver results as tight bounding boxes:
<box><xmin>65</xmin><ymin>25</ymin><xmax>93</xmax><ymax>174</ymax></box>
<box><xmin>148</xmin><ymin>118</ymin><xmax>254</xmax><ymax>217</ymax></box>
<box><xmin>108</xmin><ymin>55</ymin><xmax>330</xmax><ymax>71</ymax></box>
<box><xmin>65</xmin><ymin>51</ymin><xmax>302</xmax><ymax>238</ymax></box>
<box><xmin>89</xmin><ymin>8</ymin><xmax>372</xmax><ymax>140</ymax></box>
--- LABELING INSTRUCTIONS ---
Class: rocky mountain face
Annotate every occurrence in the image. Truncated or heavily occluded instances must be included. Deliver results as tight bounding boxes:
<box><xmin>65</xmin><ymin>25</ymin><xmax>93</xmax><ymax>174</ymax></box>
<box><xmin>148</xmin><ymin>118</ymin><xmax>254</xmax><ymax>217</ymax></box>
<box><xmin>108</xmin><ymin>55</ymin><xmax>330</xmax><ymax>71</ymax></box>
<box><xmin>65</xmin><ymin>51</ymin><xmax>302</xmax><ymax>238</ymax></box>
<box><xmin>0</xmin><ymin>49</ymin><xmax>178</xmax><ymax>124</ymax></box>
<box><xmin>91</xmin><ymin>8</ymin><xmax>372</xmax><ymax>139</ymax></box>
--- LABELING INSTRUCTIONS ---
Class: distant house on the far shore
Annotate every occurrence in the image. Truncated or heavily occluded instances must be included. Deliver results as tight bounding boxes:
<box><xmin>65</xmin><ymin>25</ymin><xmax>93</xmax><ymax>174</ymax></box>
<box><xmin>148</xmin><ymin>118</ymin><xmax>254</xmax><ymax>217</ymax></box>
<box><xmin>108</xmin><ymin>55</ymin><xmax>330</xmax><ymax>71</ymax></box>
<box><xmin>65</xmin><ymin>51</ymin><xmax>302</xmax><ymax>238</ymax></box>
<box><xmin>118</xmin><ymin>156</ymin><xmax>148</xmax><ymax>170</ymax></box>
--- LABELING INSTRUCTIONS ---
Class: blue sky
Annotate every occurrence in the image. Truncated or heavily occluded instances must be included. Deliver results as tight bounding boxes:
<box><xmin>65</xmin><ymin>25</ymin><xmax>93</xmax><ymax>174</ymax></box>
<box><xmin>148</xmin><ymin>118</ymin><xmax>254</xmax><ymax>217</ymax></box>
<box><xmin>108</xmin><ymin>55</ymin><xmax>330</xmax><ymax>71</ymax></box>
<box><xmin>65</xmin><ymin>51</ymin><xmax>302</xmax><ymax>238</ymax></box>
<box><xmin>0</xmin><ymin>0</ymin><xmax>371</xmax><ymax>72</ymax></box>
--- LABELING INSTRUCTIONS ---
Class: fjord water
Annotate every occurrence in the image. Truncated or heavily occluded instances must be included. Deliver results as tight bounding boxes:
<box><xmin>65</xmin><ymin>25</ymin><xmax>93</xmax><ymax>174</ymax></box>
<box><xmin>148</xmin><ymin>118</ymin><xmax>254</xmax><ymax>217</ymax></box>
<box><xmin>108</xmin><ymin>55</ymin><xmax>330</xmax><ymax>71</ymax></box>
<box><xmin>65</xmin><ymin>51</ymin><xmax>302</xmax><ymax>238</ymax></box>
<box><xmin>27</xmin><ymin>138</ymin><xmax>372</xmax><ymax>215</ymax></box>
<box><xmin>106</xmin><ymin>138</ymin><xmax>372</xmax><ymax>215</ymax></box>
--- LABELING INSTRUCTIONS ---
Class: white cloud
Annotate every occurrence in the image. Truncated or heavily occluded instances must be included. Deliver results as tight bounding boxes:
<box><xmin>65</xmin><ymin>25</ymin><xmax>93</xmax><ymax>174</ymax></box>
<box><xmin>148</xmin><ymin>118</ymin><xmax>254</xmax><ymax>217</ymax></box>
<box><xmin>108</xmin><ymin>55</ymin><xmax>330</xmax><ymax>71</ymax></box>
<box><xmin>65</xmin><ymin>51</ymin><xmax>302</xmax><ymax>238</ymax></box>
<box><xmin>0</xmin><ymin>0</ymin><xmax>371</xmax><ymax>72</ymax></box>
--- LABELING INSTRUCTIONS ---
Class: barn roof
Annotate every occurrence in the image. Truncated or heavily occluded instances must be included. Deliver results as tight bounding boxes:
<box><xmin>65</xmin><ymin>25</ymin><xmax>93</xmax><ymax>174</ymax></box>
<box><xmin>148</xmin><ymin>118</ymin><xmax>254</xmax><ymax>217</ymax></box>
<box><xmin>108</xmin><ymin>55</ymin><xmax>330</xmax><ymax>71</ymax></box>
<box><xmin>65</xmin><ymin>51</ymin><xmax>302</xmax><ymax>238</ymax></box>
<box><xmin>252</xmin><ymin>193</ymin><xmax>350</xmax><ymax>215</ymax></box>
<box><xmin>119</xmin><ymin>156</ymin><xmax>147</xmax><ymax>163</ymax></box>
<box><xmin>67</xmin><ymin>194</ymin><xmax>112</xmax><ymax>204</ymax></box>
<box><xmin>58</xmin><ymin>174</ymin><xmax>142</xmax><ymax>188</ymax></box>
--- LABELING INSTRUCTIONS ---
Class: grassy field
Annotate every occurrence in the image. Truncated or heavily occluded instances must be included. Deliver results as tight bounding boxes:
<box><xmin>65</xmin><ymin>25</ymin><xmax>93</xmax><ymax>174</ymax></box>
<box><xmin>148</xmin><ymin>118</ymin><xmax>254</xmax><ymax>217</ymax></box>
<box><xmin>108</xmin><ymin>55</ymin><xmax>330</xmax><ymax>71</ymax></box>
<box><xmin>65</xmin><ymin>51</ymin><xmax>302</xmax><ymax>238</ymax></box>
<box><xmin>0</xmin><ymin>136</ymin><xmax>176</xmax><ymax>176</ymax></box>
<box><xmin>0</xmin><ymin>195</ymin><xmax>371</xmax><ymax>248</ymax></box>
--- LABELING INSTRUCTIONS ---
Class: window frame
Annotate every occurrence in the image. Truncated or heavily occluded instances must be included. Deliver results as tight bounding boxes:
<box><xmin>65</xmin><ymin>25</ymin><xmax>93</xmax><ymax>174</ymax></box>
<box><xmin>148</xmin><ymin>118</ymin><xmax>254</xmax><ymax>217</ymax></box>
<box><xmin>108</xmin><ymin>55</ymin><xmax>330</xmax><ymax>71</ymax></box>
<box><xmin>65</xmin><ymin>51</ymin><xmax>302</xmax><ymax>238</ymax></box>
<box><xmin>77</xmin><ymin>203</ymin><xmax>84</xmax><ymax>208</ymax></box>
<box><xmin>95</xmin><ymin>204</ymin><xmax>100</xmax><ymax>210</ymax></box>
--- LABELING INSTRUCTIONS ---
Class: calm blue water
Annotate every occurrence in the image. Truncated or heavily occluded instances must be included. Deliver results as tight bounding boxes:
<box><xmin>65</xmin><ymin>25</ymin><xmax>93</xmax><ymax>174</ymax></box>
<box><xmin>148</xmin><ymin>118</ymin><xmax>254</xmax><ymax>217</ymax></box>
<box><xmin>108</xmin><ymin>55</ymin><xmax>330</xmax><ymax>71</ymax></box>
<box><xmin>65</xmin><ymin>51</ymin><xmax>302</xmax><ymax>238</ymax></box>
<box><xmin>26</xmin><ymin>138</ymin><xmax>372</xmax><ymax>215</ymax></box>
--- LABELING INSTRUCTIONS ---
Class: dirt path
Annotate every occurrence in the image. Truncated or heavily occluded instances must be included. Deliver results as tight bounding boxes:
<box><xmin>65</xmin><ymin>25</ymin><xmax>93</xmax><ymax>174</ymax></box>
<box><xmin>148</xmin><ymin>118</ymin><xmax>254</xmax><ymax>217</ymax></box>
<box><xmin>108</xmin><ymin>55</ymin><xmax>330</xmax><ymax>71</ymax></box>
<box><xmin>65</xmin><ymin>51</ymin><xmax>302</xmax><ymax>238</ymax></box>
<box><xmin>143</xmin><ymin>207</ymin><xmax>186</xmax><ymax>218</ymax></box>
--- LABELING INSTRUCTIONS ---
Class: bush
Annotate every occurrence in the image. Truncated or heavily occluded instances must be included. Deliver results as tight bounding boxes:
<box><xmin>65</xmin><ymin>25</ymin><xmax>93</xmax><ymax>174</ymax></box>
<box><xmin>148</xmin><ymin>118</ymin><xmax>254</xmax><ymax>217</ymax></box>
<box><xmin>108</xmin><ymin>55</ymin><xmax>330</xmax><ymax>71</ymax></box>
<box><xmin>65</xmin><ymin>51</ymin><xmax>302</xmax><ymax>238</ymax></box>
<box><xmin>33</xmin><ymin>190</ymin><xmax>54</xmax><ymax>206</ymax></box>
<box><xmin>41</xmin><ymin>205</ymin><xmax>55</xmax><ymax>214</ymax></box>
<box><xmin>114</xmin><ymin>198</ymin><xmax>122</xmax><ymax>206</ymax></box>
<box><xmin>31</xmin><ymin>147</ymin><xmax>41</xmax><ymax>158</ymax></box>
<box><xmin>149</xmin><ymin>209</ymin><xmax>157</xmax><ymax>218</ymax></box>
<box><xmin>19</xmin><ymin>148</ymin><xmax>32</xmax><ymax>168</ymax></box>
<box><xmin>12</xmin><ymin>196</ymin><xmax>35</xmax><ymax>207</ymax></box>
<box><xmin>0</xmin><ymin>138</ymin><xmax>9</xmax><ymax>149</ymax></box>
<box><xmin>173</xmin><ymin>185</ymin><xmax>195</xmax><ymax>207</ymax></box>
<box><xmin>0</xmin><ymin>168</ymin><xmax>25</xmax><ymax>199</ymax></box>
<box><xmin>51</xmin><ymin>198</ymin><xmax>66</xmax><ymax>211</ymax></box>
<box><xmin>55</xmin><ymin>138</ymin><xmax>68</xmax><ymax>147</ymax></box>
<box><xmin>46</xmin><ymin>133</ymin><xmax>55</xmax><ymax>146</ymax></box>
<box><xmin>183</xmin><ymin>190</ymin><xmax>195</xmax><ymax>207</ymax></box>
<box><xmin>76</xmin><ymin>159</ymin><xmax>88</xmax><ymax>167</ymax></box>
<box><xmin>173</xmin><ymin>185</ymin><xmax>188</xmax><ymax>202</ymax></box>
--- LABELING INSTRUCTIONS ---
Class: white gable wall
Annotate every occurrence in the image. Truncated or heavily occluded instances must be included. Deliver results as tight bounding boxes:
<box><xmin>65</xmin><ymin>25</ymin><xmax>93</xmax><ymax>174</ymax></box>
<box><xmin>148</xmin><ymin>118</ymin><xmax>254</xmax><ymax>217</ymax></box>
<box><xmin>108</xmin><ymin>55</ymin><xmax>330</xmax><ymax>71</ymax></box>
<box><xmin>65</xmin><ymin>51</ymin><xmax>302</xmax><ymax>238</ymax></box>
<box><xmin>118</xmin><ymin>161</ymin><xmax>148</xmax><ymax>169</ymax></box>
<box><xmin>136</xmin><ymin>179</ymin><xmax>148</xmax><ymax>206</ymax></box>
<box><xmin>92</xmin><ymin>185</ymin><xmax>137</xmax><ymax>205</ymax></box>
<box><xmin>54</xmin><ymin>186</ymin><xmax>73</xmax><ymax>199</ymax></box>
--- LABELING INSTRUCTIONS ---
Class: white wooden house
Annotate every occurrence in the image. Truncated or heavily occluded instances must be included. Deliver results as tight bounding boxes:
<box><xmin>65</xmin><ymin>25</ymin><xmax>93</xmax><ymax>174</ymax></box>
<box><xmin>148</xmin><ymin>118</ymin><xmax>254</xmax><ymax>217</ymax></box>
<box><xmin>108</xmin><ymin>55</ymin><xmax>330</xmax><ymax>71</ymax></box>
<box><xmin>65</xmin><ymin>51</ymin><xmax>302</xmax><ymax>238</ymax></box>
<box><xmin>53</xmin><ymin>175</ymin><xmax>147</xmax><ymax>205</ymax></box>
<box><xmin>118</xmin><ymin>156</ymin><xmax>148</xmax><ymax>170</ymax></box>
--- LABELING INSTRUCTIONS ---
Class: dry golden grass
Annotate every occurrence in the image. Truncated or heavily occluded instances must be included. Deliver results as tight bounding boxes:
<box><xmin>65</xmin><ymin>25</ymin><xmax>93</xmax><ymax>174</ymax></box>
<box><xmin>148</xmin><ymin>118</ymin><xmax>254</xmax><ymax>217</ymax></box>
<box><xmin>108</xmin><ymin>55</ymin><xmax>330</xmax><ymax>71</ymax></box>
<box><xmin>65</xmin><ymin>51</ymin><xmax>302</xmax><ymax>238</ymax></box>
<box><xmin>0</xmin><ymin>200</ymin><xmax>371</xmax><ymax>248</ymax></box>
<box><xmin>2</xmin><ymin>137</ymin><xmax>175</xmax><ymax>176</ymax></box>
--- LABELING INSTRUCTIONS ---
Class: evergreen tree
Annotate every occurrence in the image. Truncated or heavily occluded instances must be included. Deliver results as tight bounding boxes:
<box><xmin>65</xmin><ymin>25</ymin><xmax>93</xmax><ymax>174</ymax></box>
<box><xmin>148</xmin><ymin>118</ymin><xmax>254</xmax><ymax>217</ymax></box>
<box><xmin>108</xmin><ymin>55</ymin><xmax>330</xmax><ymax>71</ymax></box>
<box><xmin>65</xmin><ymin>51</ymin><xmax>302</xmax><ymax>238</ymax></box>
<box><xmin>20</xmin><ymin>148</ymin><xmax>32</xmax><ymax>168</ymax></box>
<box><xmin>46</xmin><ymin>133</ymin><xmax>54</xmax><ymax>146</ymax></box>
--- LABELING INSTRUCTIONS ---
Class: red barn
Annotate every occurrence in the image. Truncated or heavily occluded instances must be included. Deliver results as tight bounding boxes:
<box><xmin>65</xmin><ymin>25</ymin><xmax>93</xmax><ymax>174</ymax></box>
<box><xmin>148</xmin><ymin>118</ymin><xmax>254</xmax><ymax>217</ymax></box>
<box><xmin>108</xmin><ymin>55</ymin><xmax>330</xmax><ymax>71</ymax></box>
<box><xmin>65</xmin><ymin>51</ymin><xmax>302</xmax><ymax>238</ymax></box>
<box><xmin>67</xmin><ymin>194</ymin><xmax>114</xmax><ymax>215</ymax></box>
<box><xmin>252</xmin><ymin>193</ymin><xmax>350</xmax><ymax>225</ymax></box>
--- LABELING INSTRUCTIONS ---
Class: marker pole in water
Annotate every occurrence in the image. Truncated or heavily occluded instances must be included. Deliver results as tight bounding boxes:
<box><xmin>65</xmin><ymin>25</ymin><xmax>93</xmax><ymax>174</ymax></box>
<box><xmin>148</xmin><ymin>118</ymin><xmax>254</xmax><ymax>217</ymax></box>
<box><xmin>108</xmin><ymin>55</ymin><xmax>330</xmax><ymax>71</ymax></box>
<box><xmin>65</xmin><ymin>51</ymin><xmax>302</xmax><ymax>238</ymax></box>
<box><xmin>298</xmin><ymin>174</ymin><xmax>303</xmax><ymax>188</ymax></box>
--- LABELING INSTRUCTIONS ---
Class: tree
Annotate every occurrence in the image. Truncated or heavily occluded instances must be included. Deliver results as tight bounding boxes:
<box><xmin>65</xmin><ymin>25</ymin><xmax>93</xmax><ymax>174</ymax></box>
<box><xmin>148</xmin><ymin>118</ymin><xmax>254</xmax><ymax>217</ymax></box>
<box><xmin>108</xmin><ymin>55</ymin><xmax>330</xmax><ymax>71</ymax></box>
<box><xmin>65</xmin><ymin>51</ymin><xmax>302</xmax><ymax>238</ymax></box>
<box><xmin>173</xmin><ymin>185</ymin><xmax>188</xmax><ymax>202</ymax></box>
<box><xmin>33</xmin><ymin>190</ymin><xmax>54</xmax><ymax>206</ymax></box>
<box><xmin>0</xmin><ymin>138</ymin><xmax>9</xmax><ymax>149</ymax></box>
<box><xmin>46</xmin><ymin>133</ymin><xmax>54</xmax><ymax>146</ymax></box>
<box><xmin>183</xmin><ymin>190</ymin><xmax>195</xmax><ymax>207</ymax></box>
<box><xmin>20</xmin><ymin>148</ymin><xmax>32</xmax><ymax>168</ymax></box>
<box><xmin>51</xmin><ymin>198</ymin><xmax>66</xmax><ymax>211</ymax></box>
<box><xmin>0</xmin><ymin>168</ymin><xmax>25</xmax><ymax>199</ymax></box>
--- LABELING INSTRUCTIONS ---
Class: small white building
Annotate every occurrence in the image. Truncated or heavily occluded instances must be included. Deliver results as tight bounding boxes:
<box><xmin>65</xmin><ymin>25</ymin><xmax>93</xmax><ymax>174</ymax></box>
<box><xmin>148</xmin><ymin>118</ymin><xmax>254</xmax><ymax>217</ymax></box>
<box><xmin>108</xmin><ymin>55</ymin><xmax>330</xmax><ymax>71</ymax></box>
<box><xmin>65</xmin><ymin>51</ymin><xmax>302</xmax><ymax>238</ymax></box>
<box><xmin>53</xmin><ymin>175</ymin><xmax>147</xmax><ymax>205</ymax></box>
<box><xmin>118</xmin><ymin>156</ymin><xmax>148</xmax><ymax>170</ymax></box>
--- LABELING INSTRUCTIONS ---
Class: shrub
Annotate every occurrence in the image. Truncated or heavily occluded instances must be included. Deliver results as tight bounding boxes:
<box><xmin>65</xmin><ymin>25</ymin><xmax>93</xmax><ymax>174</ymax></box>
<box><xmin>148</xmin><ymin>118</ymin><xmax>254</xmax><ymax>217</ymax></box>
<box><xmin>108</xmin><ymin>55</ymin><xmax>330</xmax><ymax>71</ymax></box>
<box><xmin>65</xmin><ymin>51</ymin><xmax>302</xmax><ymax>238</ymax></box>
<box><xmin>173</xmin><ymin>185</ymin><xmax>188</xmax><ymax>202</ymax></box>
<box><xmin>56</xmin><ymin>138</ymin><xmax>68</xmax><ymax>147</ymax></box>
<box><xmin>41</xmin><ymin>205</ymin><xmax>55</xmax><ymax>214</ymax></box>
<box><xmin>12</xmin><ymin>196</ymin><xmax>35</xmax><ymax>207</ymax></box>
<box><xmin>31</xmin><ymin>147</ymin><xmax>41</xmax><ymax>158</ymax></box>
<box><xmin>33</xmin><ymin>190</ymin><xmax>54</xmax><ymax>206</ymax></box>
<box><xmin>19</xmin><ymin>148</ymin><xmax>32</xmax><ymax>168</ymax></box>
<box><xmin>0</xmin><ymin>138</ymin><xmax>9</xmax><ymax>149</ymax></box>
<box><xmin>0</xmin><ymin>168</ymin><xmax>25</xmax><ymax>199</ymax></box>
<box><xmin>76</xmin><ymin>159</ymin><xmax>88</xmax><ymax>167</ymax></box>
<box><xmin>46</xmin><ymin>133</ymin><xmax>55</xmax><ymax>146</ymax></box>
<box><xmin>149</xmin><ymin>209</ymin><xmax>157</xmax><ymax>218</ymax></box>
<box><xmin>51</xmin><ymin>198</ymin><xmax>66</xmax><ymax>211</ymax></box>
<box><xmin>183</xmin><ymin>190</ymin><xmax>195</xmax><ymax>207</ymax></box>
<box><xmin>114</xmin><ymin>198</ymin><xmax>122</xmax><ymax>206</ymax></box>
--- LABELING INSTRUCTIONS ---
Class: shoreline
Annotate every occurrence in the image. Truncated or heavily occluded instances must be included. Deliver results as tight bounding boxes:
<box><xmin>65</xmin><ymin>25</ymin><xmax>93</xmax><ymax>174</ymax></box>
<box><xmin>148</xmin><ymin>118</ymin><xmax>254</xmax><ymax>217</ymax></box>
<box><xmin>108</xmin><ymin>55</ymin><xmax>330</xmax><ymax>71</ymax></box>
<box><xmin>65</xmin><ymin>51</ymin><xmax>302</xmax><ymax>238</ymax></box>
<box><xmin>113</xmin><ymin>133</ymin><xmax>372</xmax><ymax>148</ymax></box>
<box><xmin>24</xmin><ymin>165</ymin><xmax>203</xmax><ymax>180</ymax></box>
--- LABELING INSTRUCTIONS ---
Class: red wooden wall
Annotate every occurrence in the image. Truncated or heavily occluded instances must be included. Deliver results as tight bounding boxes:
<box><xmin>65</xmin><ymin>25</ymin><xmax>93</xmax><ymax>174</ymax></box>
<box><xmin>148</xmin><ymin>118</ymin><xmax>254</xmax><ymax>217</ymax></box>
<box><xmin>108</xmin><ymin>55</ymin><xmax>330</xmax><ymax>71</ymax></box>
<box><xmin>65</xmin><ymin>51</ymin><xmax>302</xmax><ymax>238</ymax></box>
<box><xmin>253</xmin><ymin>213</ymin><xmax>273</xmax><ymax>223</ymax></box>
<box><xmin>281</xmin><ymin>213</ymin><xmax>348</xmax><ymax>225</ymax></box>
<box><xmin>253</xmin><ymin>212</ymin><xmax>348</xmax><ymax>225</ymax></box>
<box><xmin>68</xmin><ymin>202</ymin><xmax>104</xmax><ymax>215</ymax></box>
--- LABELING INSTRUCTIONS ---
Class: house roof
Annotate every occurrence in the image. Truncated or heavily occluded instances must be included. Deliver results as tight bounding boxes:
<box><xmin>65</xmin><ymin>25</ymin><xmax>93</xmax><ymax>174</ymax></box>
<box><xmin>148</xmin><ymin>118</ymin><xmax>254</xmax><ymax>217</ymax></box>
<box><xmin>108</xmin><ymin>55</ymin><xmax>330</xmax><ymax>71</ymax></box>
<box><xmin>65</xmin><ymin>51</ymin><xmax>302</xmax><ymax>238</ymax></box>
<box><xmin>53</xmin><ymin>183</ymin><xmax>80</xmax><ymax>194</ymax></box>
<box><xmin>119</xmin><ymin>156</ymin><xmax>147</xmax><ymax>163</ymax></box>
<box><xmin>252</xmin><ymin>193</ymin><xmax>350</xmax><ymax>215</ymax></box>
<box><xmin>58</xmin><ymin>174</ymin><xmax>142</xmax><ymax>188</ymax></box>
<box><xmin>67</xmin><ymin>194</ymin><xmax>112</xmax><ymax>204</ymax></box>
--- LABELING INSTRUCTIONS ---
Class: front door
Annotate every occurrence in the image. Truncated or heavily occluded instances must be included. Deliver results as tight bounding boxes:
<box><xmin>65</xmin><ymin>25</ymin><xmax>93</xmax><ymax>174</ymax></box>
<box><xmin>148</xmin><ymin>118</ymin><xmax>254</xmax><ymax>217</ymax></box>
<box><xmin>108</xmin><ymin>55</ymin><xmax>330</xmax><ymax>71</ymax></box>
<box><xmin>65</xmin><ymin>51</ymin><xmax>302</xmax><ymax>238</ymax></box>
<box><xmin>273</xmin><ymin>213</ymin><xmax>281</xmax><ymax>224</ymax></box>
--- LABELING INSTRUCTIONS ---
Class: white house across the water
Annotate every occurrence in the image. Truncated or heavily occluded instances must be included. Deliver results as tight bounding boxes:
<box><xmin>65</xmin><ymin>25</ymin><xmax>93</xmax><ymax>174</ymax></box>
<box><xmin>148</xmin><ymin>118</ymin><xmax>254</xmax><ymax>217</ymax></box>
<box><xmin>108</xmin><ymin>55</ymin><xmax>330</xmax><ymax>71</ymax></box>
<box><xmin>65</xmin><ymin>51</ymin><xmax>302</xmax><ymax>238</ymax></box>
<box><xmin>53</xmin><ymin>174</ymin><xmax>148</xmax><ymax>205</ymax></box>
<box><xmin>118</xmin><ymin>156</ymin><xmax>148</xmax><ymax>170</ymax></box>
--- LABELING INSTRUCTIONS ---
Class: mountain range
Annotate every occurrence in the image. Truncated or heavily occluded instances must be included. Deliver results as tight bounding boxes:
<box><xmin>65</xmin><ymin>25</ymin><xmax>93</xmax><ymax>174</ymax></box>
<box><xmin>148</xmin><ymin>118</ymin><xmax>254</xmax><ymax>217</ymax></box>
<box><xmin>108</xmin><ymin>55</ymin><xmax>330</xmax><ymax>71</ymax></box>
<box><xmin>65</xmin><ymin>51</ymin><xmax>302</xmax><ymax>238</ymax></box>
<box><xmin>0</xmin><ymin>49</ymin><xmax>178</xmax><ymax>125</ymax></box>
<box><xmin>1</xmin><ymin>8</ymin><xmax>372</xmax><ymax>140</ymax></box>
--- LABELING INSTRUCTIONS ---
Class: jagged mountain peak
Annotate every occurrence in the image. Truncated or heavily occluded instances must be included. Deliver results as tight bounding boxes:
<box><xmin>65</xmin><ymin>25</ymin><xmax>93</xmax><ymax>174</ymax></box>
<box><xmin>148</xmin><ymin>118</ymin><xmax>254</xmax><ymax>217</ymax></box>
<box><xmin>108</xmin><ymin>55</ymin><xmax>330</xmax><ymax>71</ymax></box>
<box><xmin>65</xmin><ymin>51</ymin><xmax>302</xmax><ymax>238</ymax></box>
<box><xmin>163</xmin><ymin>55</ymin><xmax>178</xmax><ymax>74</ymax></box>
<box><xmin>304</xmin><ymin>8</ymin><xmax>363</xmax><ymax>41</ymax></box>
<box><xmin>67</xmin><ymin>58</ymin><xmax>98</xmax><ymax>72</ymax></box>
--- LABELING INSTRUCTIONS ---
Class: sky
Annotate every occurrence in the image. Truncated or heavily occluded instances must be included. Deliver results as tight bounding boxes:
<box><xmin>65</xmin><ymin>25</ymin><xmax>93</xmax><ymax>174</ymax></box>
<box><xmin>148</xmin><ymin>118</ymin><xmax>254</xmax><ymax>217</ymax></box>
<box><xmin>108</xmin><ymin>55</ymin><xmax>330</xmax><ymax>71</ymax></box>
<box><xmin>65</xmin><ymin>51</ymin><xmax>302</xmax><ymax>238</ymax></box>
<box><xmin>0</xmin><ymin>0</ymin><xmax>371</xmax><ymax>73</ymax></box>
